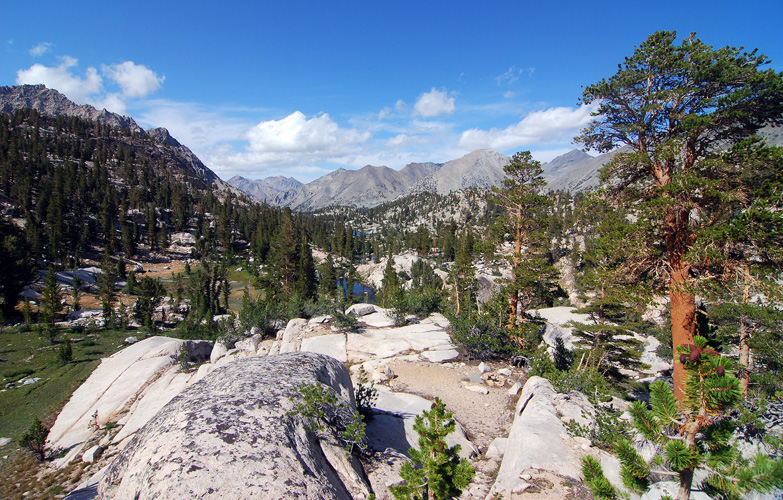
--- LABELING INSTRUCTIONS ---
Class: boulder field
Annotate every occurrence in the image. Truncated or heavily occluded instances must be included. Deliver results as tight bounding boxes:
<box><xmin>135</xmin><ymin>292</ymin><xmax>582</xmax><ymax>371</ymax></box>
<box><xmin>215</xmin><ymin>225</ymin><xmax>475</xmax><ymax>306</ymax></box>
<box><xmin>54</xmin><ymin>305</ymin><xmax>676</xmax><ymax>499</ymax></box>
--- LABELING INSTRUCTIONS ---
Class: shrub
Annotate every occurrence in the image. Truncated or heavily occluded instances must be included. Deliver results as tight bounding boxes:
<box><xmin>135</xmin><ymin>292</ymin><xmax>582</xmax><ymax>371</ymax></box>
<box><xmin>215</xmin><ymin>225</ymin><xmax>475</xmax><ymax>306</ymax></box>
<box><xmin>449</xmin><ymin>311</ymin><xmax>517</xmax><ymax>360</ymax></box>
<box><xmin>354</xmin><ymin>366</ymin><xmax>377</xmax><ymax>420</ymax></box>
<box><xmin>288</xmin><ymin>382</ymin><xmax>367</xmax><ymax>455</ymax></box>
<box><xmin>20</xmin><ymin>418</ymin><xmax>49</xmax><ymax>462</ymax></box>
<box><xmin>58</xmin><ymin>336</ymin><xmax>73</xmax><ymax>364</ymax></box>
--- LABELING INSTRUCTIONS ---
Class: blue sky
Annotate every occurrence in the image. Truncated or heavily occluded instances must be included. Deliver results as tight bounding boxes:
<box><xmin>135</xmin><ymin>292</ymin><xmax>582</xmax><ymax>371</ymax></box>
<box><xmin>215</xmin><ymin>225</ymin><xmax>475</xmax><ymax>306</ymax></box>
<box><xmin>3</xmin><ymin>0</ymin><xmax>782</xmax><ymax>182</ymax></box>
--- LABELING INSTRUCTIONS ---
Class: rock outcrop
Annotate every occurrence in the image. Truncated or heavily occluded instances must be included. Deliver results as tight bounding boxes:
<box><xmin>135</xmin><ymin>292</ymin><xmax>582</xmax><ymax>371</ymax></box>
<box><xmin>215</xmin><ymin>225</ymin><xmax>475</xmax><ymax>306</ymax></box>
<box><xmin>98</xmin><ymin>352</ymin><xmax>371</xmax><ymax>500</ymax></box>
<box><xmin>47</xmin><ymin>336</ymin><xmax>213</xmax><ymax>466</ymax></box>
<box><xmin>487</xmin><ymin>376</ymin><xmax>601</xmax><ymax>497</ymax></box>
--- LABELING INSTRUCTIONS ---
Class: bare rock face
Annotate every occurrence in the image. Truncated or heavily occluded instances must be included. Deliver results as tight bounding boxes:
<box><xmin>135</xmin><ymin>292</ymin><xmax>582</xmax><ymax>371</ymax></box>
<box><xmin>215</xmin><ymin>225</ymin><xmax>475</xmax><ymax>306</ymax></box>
<box><xmin>98</xmin><ymin>352</ymin><xmax>370</xmax><ymax>500</ymax></box>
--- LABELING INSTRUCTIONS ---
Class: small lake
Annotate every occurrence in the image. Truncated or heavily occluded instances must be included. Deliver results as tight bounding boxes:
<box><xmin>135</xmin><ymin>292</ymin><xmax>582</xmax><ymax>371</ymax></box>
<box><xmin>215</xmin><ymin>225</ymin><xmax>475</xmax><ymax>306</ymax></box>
<box><xmin>338</xmin><ymin>279</ymin><xmax>376</xmax><ymax>303</ymax></box>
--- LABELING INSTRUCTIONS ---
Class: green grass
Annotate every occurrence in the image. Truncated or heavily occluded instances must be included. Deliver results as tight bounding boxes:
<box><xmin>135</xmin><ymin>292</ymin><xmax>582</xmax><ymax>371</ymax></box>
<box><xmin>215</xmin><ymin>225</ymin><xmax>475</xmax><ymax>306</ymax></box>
<box><xmin>0</xmin><ymin>326</ymin><xmax>132</xmax><ymax>440</ymax></box>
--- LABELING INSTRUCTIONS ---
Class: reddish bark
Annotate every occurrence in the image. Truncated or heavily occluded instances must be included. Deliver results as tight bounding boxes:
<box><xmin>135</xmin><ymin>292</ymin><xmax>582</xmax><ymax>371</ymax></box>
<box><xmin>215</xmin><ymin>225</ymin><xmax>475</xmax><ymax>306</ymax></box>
<box><xmin>670</xmin><ymin>262</ymin><xmax>696</xmax><ymax>402</ymax></box>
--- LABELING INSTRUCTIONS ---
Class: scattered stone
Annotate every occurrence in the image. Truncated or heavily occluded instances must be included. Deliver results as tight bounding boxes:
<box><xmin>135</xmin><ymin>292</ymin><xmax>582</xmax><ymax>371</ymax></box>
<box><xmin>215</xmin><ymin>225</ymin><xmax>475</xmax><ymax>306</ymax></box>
<box><xmin>209</xmin><ymin>341</ymin><xmax>228</xmax><ymax>364</ymax></box>
<box><xmin>464</xmin><ymin>384</ymin><xmax>489</xmax><ymax>395</ymax></box>
<box><xmin>82</xmin><ymin>445</ymin><xmax>103</xmax><ymax>463</ymax></box>
<box><xmin>124</xmin><ymin>337</ymin><xmax>138</xmax><ymax>345</ymax></box>
<box><xmin>482</xmin><ymin>373</ymin><xmax>506</xmax><ymax>387</ymax></box>
<box><xmin>477</xmin><ymin>362</ymin><xmax>490</xmax><ymax>373</ymax></box>
<box><xmin>512</xmin><ymin>482</ymin><xmax>532</xmax><ymax>494</ymax></box>
<box><xmin>235</xmin><ymin>334</ymin><xmax>262</xmax><ymax>352</ymax></box>
<box><xmin>469</xmin><ymin>484</ymin><xmax>488</xmax><ymax>497</ymax></box>
<box><xmin>420</xmin><ymin>349</ymin><xmax>459</xmax><ymax>363</ymax></box>
<box><xmin>573</xmin><ymin>436</ymin><xmax>592</xmax><ymax>449</ymax></box>
<box><xmin>346</xmin><ymin>303</ymin><xmax>376</xmax><ymax>317</ymax></box>
<box><xmin>520</xmin><ymin>473</ymin><xmax>532</xmax><ymax>481</ymax></box>
<box><xmin>384</xmin><ymin>366</ymin><xmax>396</xmax><ymax>379</ymax></box>
<box><xmin>99</xmin><ymin>432</ymin><xmax>113</xmax><ymax>447</ymax></box>
<box><xmin>640</xmin><ymin>481</ymin><xmax>712</xmax><ymax>500</ymax></box>
<box><xmin>485</xmin><ymin>438</ymin><xmax>508</xmax><ymax>459</ymax></box>
<box><xmin>0</xmin><ymin>437</ymin><xmax>11</xmax><ymax>447</ymax></box>
<box><xmin>497</xmin><ymin>368</ymin><xmax>512</xmax><ymax>377</ymax></box>
<box><xmin>308</xmin><ymin>315</ymin><xmax>331</xmax><ymax>324</ymax></box>
<box><xmin>508</xmin><ymin>381</ymin><xmax>522</xmax><ymax>396</ymax></box>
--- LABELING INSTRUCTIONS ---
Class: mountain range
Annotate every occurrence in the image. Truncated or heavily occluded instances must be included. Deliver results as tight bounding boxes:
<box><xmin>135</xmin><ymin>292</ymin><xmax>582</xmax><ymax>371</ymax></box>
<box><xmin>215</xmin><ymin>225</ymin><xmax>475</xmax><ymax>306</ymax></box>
<box><xmin>229</xmin><ymin>148</ymin><xmax>611</xmax><ymax>210</ymax></box>
<box><xmin>0</xmin><ymin>84</ymin><xmax>617</xmax><ymax>210</ymax></box>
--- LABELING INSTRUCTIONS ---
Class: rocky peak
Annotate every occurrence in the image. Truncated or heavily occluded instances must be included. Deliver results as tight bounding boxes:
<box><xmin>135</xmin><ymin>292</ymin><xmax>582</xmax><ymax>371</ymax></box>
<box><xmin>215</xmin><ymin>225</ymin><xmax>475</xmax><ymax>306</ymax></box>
<box><xmin>0</xmin><ymin>84</ymin><xmax>143</xmax><ymax>134</ymax></box>
<box><xmin>146</xmin><ymin>127</ymin><xmax>182</xmax><ymax>148</ymax></box>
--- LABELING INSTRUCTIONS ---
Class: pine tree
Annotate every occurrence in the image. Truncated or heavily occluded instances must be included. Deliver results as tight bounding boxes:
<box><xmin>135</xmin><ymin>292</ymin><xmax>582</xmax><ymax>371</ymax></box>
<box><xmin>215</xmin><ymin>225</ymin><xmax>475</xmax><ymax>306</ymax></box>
<box><xmin>40</xmin><ymin>266</ymin><xmax>63</xmax><ymax>328</ymax></box>
<box><xmin>0</xmin><ymin>217</ymin><xmax>35</xmax><ymax>319</ymax></box>
<box><xmin>96</xmin><ymin>251</ymin><xmax>117</xmax><ymax>326</ymax></box>
<box><xmin>319</xmin><ymin>254</ymin><xmax>338</xmax><ymax>299</ymax></box>
<box><xmin>568</xmin><ymin>198</ymin><xmax>646</xmax><ymax>375</ymax></box>
<box><xmin>294</xmin><ymin>236</ymin><xmax>317</xmax><ymax>301</ymax></box>
<box><xmin>390</xmin><ymin>398</ymin><xmax>475</xmax><ymax>500</ymax></box>
<box><xmin>597</xmin><ymin>335</ymin><xmax>783</xmax><ymax>500</ymax></box>
<box><xmin>577</xmin><ymin>31</ymin><xmax>783</xmax><ymax>400</ymax></box>
<box><xmin>490</xmin><ymin>151</ymin><xmax>558</xmax><ymax>329</ymax></box>
<box><xmin>133</xmin><ymin>276</ymin><xmax>166</xmax><ymax>331</ymax></box>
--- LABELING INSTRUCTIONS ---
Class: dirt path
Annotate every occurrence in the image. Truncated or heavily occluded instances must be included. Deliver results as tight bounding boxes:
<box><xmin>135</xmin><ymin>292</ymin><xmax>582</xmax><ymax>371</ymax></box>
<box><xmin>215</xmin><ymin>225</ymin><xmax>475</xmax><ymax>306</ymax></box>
<box><xmin>384</xmin><ymin>359</ymin><xmax>520</xmax><ymax>452</ymax></box>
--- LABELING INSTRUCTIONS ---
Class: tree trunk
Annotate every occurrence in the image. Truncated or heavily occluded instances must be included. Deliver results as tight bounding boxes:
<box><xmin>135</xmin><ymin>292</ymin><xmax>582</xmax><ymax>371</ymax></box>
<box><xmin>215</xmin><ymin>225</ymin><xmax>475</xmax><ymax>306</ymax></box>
<box><xmin>737</xmin><ymin>264</ymin><xmax>751</xmax><ymax>396</ymax></box>
<box><xmin>670</xmin><ymin>260</ymin><xmax>696</xmax><ymax>402</ymax></box>
<box><xmin>677</xmin><ymin>467</ymin><xmax>694</xmax><ymax>500</ymax></box>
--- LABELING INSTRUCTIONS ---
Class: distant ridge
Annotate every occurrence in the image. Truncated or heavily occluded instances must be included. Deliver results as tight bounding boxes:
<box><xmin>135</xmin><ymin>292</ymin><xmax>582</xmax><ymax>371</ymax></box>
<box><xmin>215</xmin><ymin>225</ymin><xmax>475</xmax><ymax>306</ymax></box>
<box><xmin>230</xmin><ymin>148</ymin><xmax>621</xmax><ymax>210</ymax></box>
<box><xmin>226</xmin><ymin>175</ymin><xmax>303</xmax><ymax>203</ymax></box>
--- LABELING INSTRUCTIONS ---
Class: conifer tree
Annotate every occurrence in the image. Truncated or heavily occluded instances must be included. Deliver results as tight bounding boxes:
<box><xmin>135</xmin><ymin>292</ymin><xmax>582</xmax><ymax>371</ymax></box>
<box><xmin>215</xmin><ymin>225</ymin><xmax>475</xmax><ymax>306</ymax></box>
<box><xmin>577</xmin><ymin>31</ymin><xmax>783</xmax><ymax>400</ymax></box>
<box><xmin>133</xmin><ymin>276</ymin><xmax>166</xmax><ymax>331</ymax></box>
<box><xmin>319</xmin><ymin>253</ymin><xmax>338</xmax><ymax>299</ymax></box>
<box><xmin>0</xmin><ymin>217</ymin><xmax>35</xmax><ymax>319</ymax></box>
<box><xmin>40</xmin><ymin>266</ymin><xmax>63</xmax><ymax>327</ymax></box>
<box><xmin>594</xmin><ymin>336</ymin><xmax>783</xmax><ymax>500</ymax></box>
<box><xmin>96</xmin><ymin>251</ymin><xmax>117</xmax><ymax>326</ymax></box>
<box><xmin>491</xmin><ymin>151</ymin><xmax>558</xmax><ymax>329</ymax></box>
<box><xmin>390</xmin><ymin>398</ymin><xmax>475</xmax><ymax>500</ymax></box>
<box><xmin>294</xmin><ymin>235</ymin><xmax>317</xmax><ymax>301</ymax></box>
<box><xmin>448</xmin><ymin>232</ymin><xmax>477</xmax><ymax>318</ymax></box>
<box><xmin>568</xmin><ymin>198</ymin><xmax>646</xmax><ymax>374</ymax></box>
<box><xmin>380</xmin><ymin>254</ymin><xmax>404</xmax><ymax>324</ymax></box>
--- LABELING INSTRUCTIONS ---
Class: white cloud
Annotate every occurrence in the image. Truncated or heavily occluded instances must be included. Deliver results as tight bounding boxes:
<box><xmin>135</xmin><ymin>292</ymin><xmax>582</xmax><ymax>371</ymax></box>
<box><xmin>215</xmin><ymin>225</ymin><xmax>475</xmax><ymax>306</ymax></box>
<box><xmin>29</xmin><ymin>42</ymin><xmax>52</xmax><ymax>57</ymax></box>
<box><xmin>16</xmin><ymin>56</ymin><xmax>103</xmax><ymax>104</ymax></box>
<box><xmin>93</xmin><ymin>93</ymin><xmax>127</xmax><ymax>115</ymax></box>
<box><xmin>413</xmin><ymin>88</ymin><xmax>456</xmax><ymax>118</ymax></box>
<box><xmin>200</xmin><ymin>111</ymin><xmax>372</xmax><ymax>178</ymax></box>
<box><xmin>102</xmin><ymin>61</ymin><xmax>164</xmax><ymax>98</ymax></box>
<box><xmin>242</xmin><ymin>111</ymin><xmax>369</xmax><ymax>153</ymax></box>
<box><xmin>496</xmin><ymin>66</ymin><xmax>535</xmax><ymax>86</ymax></box>
<box><xmin>395</xmin><ymin>99</ymin><xmax>407</xmax><ymax>112</ymax></box>
<box><xmin>458</xmin><ymin>104</ymin><xmax>597</xmax><ymax>151</ymax></box>
<box><xmin>16</xmin><ymin>57</ymin><xmax>163</xmax><ymax>114</ymax></box>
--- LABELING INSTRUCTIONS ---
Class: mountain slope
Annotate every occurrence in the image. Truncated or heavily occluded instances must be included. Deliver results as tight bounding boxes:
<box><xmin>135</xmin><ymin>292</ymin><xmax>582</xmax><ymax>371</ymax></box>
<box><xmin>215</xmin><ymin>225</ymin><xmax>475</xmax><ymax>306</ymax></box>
<box><xmin>0</xmin><ymin>84</ymin><xmax>143</xmax><ymax>134</ymax></box>
<box><xmin>274</xmin><ymin>161</ymin><xmax>442</xmax><ymax>210</ymax></box>
<box><xmin>407</xmin><ymin>149</ymin><xmax>509</xmax><ymax>196</ymax></box>
<box><xmin>0</xmin><ymin>84</ymin><xmax>224</xmax><ymax>189</ymax></box>
<box><xmin>226</xmin><ymin>175</ymin><xmax>303</xmax><ymax>203</ymax></box>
